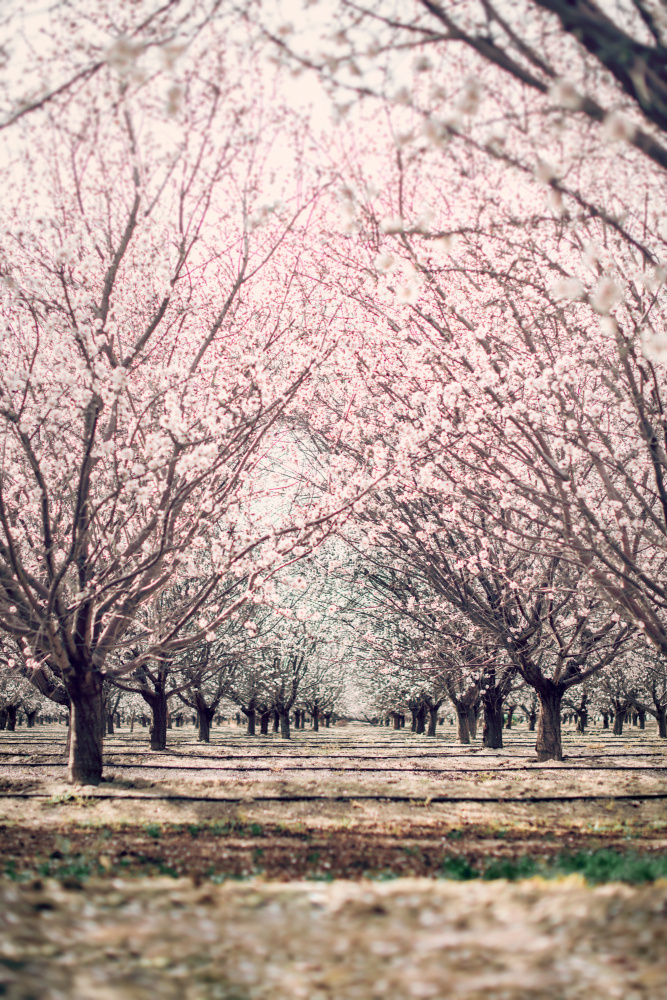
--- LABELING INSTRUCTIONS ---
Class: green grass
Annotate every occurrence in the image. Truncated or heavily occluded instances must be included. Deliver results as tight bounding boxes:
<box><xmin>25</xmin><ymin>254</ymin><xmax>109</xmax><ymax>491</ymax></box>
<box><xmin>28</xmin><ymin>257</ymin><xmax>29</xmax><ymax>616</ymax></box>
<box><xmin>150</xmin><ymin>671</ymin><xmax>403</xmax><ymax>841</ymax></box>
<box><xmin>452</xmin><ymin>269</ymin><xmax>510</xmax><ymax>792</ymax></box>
<box><xmin>438</xmin><ymin>849</ymin><xmax>667</xmax><ymax>885</ymax></box>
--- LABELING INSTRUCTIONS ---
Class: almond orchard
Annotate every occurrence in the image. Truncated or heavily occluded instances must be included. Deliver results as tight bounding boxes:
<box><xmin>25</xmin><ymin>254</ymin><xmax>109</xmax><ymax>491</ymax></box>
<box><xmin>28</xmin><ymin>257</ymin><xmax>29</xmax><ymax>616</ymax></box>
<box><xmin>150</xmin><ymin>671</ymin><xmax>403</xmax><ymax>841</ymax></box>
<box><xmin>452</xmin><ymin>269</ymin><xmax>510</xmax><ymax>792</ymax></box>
<box><xmin>1</xmin><ymin>3</ymin><xmax>667</xmax><ymax>999</ymax></box>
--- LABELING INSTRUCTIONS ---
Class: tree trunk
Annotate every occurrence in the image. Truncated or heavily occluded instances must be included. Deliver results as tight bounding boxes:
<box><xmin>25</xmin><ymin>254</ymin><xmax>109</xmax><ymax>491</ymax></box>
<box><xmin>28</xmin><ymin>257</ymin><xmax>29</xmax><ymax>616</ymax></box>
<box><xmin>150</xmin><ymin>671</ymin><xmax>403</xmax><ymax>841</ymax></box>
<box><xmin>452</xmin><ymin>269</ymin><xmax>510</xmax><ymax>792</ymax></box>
<box><xmin>280</xmin><ymin>710</ymin><xmax>291</xmax><ymax>740</ymax></box>
<box><xmin>468</xmin><ymin>705</ymin><xmax>478</xmax><ymax>739</ymax></box>
<box><xmin>6</xmin><ymin>704</ymin><xmax>17</xmax><ymax>731</ymax></box>
<box><xmin>312</xmin><ymin>707</ymin><xmax>319</xmax><ymax>732</ymax></box>
<box><xmin>410</xmin><ymin>706</ymin><xmax>418</xmax><ymax>732</ymax></box>
<box><xmin>528</xmin><ymin>711</ymin><xmax>537</xmax><ymax>732</ymax></box>
<box><xmin>26</xmin><ymin>708</ymin><xmax>37</xmax><ymax>728</ymax></box>
<box><xmin>602</xmin><ymin>713</ymin><xmax>609</xmax><ymax>729</ymax></box>
<box><xmin>504</xmin><ymin>704</ymin><xmax>516</xmax><ymax>730</ymax></box>
<box><xmin>106</xmin><ymin>711</ymin><xmax>114</xmax><ymax>735</ymax></box>
<box><xmin>244</xmin><ymin>708</ymin><xmax>256</xmax><ymax>736</ymax></box>
<box><xmin>260</xmin><ymin>711</ymin><xmax>271</xmax><ymax>735</ymax></box>
<box><xmin>273</xmin><ymin>710</ymin><xmax>280</xmax><ymax>733</ymax></box>
<box><xmin>416</xmin><ymin>705</ymin><xmax>426</xmax><ymax>735</ymax></box>
<box><xmin>456</xmin><ymin>706</ymin><xmax>470</xmax><ymax>744</ymax></box>
<box><xmin>198</xmin><ymin>707</ymin><xmax>213</xmax><ymax>743</ymax></box>
<box><xmin>0</xmin><ymin>708</ymin><xmax>7</xmax><ymax>730</ymax></box>
<box><xmin>482</xmin><ymin>696</ymin><xmax>504</xmax><ymax>749</ymax></box>
<box><xmin>427</xmin><ymin>706</ymin><xmax>438</xmax><ymax>737</ymax></box>
<box><xmin>657</xmin><ymin>708</ymin><xmax>667</xmax><ymax>738</ymax></box>
<box><xmin>67</xmin><ymin>671</ymin><xmax>104</xmax><ymax>784</ymax></box>
<box><xmin>392</xmin><ymin>712</ymin><xmax>401</xmax><ymax>730</ymax></box>
<box><xmin>637</xmin><ymin>710</ymin><xmax>646</xmax><ymax>730</ymax></box>
<box><xmin>535</xmin><ymin>686</ymin><xmax>564</xmax><ymax>762</ymax></box>
<box><xmin>613</xmin><ymin>708</ymin><xmax>624</xmax><ymax>736</ymax></box>
<box><xmin>147</xmin><ymin>693</ymin><xmax>168</xmax><ymax>751</ymax></box>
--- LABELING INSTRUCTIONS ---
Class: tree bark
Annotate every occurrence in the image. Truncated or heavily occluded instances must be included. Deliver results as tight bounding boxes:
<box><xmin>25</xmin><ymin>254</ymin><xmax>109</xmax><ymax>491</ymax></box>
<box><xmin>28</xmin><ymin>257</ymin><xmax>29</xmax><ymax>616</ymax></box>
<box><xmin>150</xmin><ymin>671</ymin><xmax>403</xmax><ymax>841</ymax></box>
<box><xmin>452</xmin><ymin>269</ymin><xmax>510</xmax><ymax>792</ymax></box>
<box><xmin>273</xmin><ymin>710</ymin><xmax>280</xmax><ymax>733</ymax></box>
<box><xmin>456</xmin><ymin>706</ymin><xmax>471</xmax><ymax>744</ymax></box>
<box><xmin>67</xmin><ymin>671</ymin><xmax>104</xmax><ymax>784</ymax></box>
<box><xmin>26</xmin><ymin>709</ymin><xmax>37</xmax><ymax>728</ymax></box>
<box><xmin>468</xmin><ymin>704</ymin><xmax>478</xmax><ymax>739</ymax></box>
<box><xmin>245</xmin><ymin>708</ymin><xmax>256</xmax><ymax>736</ymax></box>
<box><xmin>535</xmin><ymin>685</ymin><xmax>564</xmax><ymax>762</ymax></box>
<box><xmin>143</xmin><ymin>691</ymin><xmax>168</xmax><ymax>751</ymax></box>
<box><xmin>198</xmin><ymin>706</ymin><xmax>214</xmax><ymax>743</ymax></box>
<box><xmin>0</xmin><ymin>708</ymin><xmax>7</xmax><ymax>730</ymax></box>
<box><xmin>613</xmin><ymin>706</ymin><xmax>624</xmax><ymax>736</ymax></box>
<box><xmin>280</xmin><ymin>710</ymin><xmax>291</xmax><ymax>739</ymax></box>
<box><xmin>6</xmin><ymin>704</ymin><xmax>17</xmax><ymax>731</ymax></box>
<box><xmin>260</xmin><ymin>710</ymin><xmax>271</xmax><ymax>735</ymax></box>
<box><xmin>657</xmin><ymin>708</ymin><xmax>667</xmax><ymax>738</ymax></box>
<box><xmin>416</xmin><ymin>705</ymin><xmax>426</xmax><ymax>735</ymax></box>
<box><xmin>392</xmin><ymin>712</ymin><xmax>401</xmax><ymax>730</ymax></box>
<box><xmin>427</xmin><ymin>706</ymin><xmax>438</xmax><ymax>737</ymax></box>
<box><xmin>312</xmin><ymin>706</ymin><xmax>319</xmax><ymax>732</ymax></box>
<box><xmin>482</xmin><ymin>695</ymin><xmax>504</xmax><ymax>749</ymax></box>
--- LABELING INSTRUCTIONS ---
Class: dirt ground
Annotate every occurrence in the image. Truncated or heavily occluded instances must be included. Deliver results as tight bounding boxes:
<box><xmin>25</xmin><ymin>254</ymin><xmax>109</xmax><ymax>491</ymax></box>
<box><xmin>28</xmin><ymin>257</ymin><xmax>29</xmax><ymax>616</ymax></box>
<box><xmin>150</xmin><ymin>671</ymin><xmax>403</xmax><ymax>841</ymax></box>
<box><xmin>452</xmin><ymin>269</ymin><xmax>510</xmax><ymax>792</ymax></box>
<box><xmin>2</xmin><ymin>721</ymin><xmax>667</xmax><ymax>998</ymax></box>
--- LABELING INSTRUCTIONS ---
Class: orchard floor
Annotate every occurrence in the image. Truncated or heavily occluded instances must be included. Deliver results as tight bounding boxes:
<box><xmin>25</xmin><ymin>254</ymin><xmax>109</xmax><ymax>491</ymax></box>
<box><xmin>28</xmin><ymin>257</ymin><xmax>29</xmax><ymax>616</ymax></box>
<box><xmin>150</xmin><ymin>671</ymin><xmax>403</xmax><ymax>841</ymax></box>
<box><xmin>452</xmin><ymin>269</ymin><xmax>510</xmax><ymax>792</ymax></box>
<box><xmin>2</xmin><ymin>721</ymin><xmax>667</xmax><ymax>998</ymax></box>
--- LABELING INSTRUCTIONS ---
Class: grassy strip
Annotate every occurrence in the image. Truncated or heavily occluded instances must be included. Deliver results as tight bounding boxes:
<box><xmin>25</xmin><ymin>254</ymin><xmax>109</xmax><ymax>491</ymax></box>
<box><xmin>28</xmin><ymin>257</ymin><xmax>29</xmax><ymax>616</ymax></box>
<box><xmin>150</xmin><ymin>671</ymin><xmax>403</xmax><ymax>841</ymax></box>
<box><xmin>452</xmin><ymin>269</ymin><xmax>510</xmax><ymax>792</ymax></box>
<box><xmin>4</xmin><ymin>848</ymin><xmax>667</xmax><ymax>888</ymax></box>
<box><xmin>437</xmin><ymin>849</ymin><xmax>667</xmax><ymax>885</ymax></box>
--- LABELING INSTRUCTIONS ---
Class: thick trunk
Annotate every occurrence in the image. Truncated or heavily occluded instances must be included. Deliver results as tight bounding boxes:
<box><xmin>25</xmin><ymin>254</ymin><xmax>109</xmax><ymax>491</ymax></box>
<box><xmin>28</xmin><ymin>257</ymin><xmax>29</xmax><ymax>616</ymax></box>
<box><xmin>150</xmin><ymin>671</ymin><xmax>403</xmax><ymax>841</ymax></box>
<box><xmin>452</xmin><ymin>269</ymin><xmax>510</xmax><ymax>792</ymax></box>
<box><xmin>527</xmin><ymin>712</ymin><xmax>537</xmax><ymax>732</ymax></box>
<box><xmin>0</xmin><ymin>708</ymin><xmax>7</xmax><ymax>730</ymax></box>
<box><xmin>456</xmin><ymin>706</ymin><xmax>471</xmax><ymax>744</ymax></box>
<box><xmin>535</xmin><ymin>686</ymin><xmax>564</xmax><ymax>762</ymax></box>
<box><xmin>504</xmin><ymin>704</ymin><xmax>516</xmax><ymax>730</ymax></box>
<box><xmin>198</xmin><ymin>707</ymin><xmax>213</xmax><ymax>743</ymax></box>
<box><xmin>416</xmin><ymin>706</ymin><xmax>426</xmax><ymax>735</ymax></box>
<box><xmin>482</xmin><ymin>696</ymin><xmax>504</xmax><ymax>749</ymax></box>
<box><xmin>280</xmin><ymin>710</ymin><xmax>291</xmax><ymax>740</ymax></box>
<box><xmin>145</xmin><ymin>692</ymin><xmax>168</xmax><ymax>751</ymax></box>
<box><xmin>67</xmin><ymin>671</ymin><xmax>104</xmax><ymax>784</ymax></box>
<box><xmin>637</xmin><ymin>710</ymin><xmax>646</xmax><ymax>730</ymax></box>
<box><xmin>410</xmin><ymin>707</ymin><xmax>418</xmax><ymax>732</ymax></box>
<box><xmin>273</xmin><ymin>710</ymin><xmax>280</xmax><ymax>733</ymax></box>
<box><xmin>427</xmin><ymin>706</ymin><xmax>438</xmax><ymax>737</ymax></box>
<box><xmin>245</xmin><ymin>709</ymin><xmax>256</xmax><ymax>736</ymax></box>
<box><xmin>106</xmin><ymin>711</ymin><xmax>114</xmax><ymax>735</ymax></box>
<box><xmin>260</xmin><ymin>711</ymin><xmax>271</xmax><ymax>735</ymax></box>
<box><xmin>468</xmin><ymin>705</ymin><xmax>478</xmax><ymax>739</ymax></box>
<box><xmin>312</xmin><ymin>707</ymin><xmax>319</xmax><ymax>732</ymax></box>
<box><xmin>325</xmin><ymin>714</ymin><xmax>331</xmax><ymax>728</ymax></box>
<box><xmin>613</xmin><ymin>710</ymin><xmax>624</xmax><ymax>736</ymax></box>
<box><xmin>657</xmin><ymin>709</ymin><xmax>667</xmax><ymax>738</ymax></box>
<box><xmin>26</xmin><ymin>709</ymin><xmax>37</xmax><ymax>728</ymax></box>
<box><xmin>602</xmin><ymin>713</ymin><xmax>609</xmax><ymax>729</ymax></box>
<box><xmin>6</xmin><ymin>704</ymin><xmax>17</xmax><ymax>731</ymax></box>
<box><xmin>392</xmin><ymin>712</ymin><xmax>401</xmax><ymax>730</ymax></box>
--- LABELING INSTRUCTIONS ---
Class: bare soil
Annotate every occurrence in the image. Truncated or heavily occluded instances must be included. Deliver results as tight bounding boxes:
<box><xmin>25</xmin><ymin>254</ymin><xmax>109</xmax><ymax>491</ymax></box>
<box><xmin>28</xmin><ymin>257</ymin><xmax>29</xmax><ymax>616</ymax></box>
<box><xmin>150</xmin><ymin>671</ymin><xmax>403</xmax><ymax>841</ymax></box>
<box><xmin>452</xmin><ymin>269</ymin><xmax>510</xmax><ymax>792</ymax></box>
<box><xmin>2</xmin><ymin>721</ymin><xmax>667</xmax><ymax>998</ymax></box>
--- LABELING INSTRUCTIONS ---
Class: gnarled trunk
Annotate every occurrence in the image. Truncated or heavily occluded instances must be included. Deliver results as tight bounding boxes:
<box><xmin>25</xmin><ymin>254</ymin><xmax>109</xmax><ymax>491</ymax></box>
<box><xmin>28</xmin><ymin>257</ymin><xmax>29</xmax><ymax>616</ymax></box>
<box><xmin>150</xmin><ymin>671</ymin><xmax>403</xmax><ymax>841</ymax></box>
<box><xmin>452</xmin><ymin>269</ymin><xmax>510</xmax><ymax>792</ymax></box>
<box><xmin>260</xmin><ymin>710</ymin><xmax>271</xmax><ymax>735</ymax></box>
<box><xmin>312</xmin><ymin>706</ymin><xmax>319</xmax><ymax>732</ymax></box>
<box><xmin>0</xmin><ymin>708</ymin><xmax>7</xmax><ymax>730</ymax></box>
<box><xmin>392</xmin><ymin>712</ymin><xmax>401</xmax><ymax>730</ymax></box>
<box><xmin>26</xmin><ymin>709</ymin><xmax>37</xmax><ymax>728</ymax></box>
<box><xmin>427</xmin><ymin>706</ymin><xmax>438</xmax><ymax>737</ymax></box>
<box><xmin>280</xmin><ymin>710</ymin><xmax>291</xmax><ymax>740</ymax></box>
<box><xmin>273</xmin><ymin>710</ymin><xmax>280</xmax><ymax>733</ymax></box>
<box><xmin>504</xmin><ymin>704</ymin><xmax>516</xmax><ymax>730</ymax></box>
<box><xmin>67</xmin><ymin>671</ymin><xmax>104</xmax><ymax>784</ymax></box>
<box><xmin>535</xmin><ymin>685</ymin><xmax>564</xmax><ymax>762</ymax></box>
